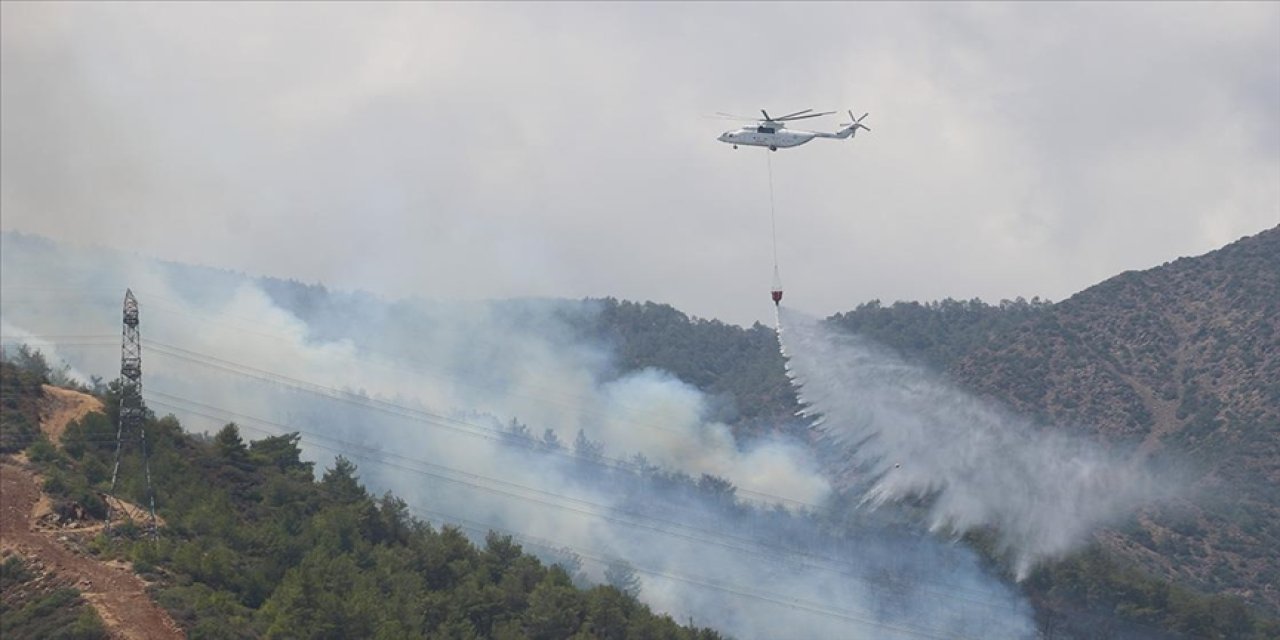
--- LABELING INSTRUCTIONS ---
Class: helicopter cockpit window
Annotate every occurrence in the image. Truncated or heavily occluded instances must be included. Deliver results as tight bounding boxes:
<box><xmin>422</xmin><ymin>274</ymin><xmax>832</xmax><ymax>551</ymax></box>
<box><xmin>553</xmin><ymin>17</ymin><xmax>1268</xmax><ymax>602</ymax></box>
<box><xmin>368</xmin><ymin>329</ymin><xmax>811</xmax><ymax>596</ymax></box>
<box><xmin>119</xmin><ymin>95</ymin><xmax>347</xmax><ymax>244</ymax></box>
<box><xmin>757</xmin><ymin>126</ymin><xmax>775</xmax><ymax>134</ymax></box>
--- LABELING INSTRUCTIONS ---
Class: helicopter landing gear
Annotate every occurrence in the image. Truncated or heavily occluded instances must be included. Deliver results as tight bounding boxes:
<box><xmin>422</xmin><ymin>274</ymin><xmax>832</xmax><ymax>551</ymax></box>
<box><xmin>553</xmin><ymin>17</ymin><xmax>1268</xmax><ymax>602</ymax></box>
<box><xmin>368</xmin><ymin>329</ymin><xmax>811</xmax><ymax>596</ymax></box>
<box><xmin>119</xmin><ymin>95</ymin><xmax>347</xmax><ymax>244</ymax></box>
<box><xmin>733</xmin><ymin>145</ymin><xmax>738</xmax><ymax>149</ymax></box>
<box><xmin>769</xmin><ymin>145</ymin><xmax>777</xmax><ymax>151</ymax></box>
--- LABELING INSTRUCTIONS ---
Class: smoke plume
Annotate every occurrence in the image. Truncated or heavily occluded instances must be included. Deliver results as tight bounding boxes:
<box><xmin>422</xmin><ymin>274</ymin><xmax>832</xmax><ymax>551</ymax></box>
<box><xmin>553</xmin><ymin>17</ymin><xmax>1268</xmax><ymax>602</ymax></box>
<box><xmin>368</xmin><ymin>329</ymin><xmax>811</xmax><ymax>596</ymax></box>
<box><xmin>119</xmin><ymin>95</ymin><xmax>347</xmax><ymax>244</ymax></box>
<box><xmin>778</xmin><ymin>306</ymin><xmax>1172</xmax><ymax>579</ymax></box>
<box><xmin>1</xmin><ymin>233</ymin><xmax>1038</xmax><ymax>638</ymax></box>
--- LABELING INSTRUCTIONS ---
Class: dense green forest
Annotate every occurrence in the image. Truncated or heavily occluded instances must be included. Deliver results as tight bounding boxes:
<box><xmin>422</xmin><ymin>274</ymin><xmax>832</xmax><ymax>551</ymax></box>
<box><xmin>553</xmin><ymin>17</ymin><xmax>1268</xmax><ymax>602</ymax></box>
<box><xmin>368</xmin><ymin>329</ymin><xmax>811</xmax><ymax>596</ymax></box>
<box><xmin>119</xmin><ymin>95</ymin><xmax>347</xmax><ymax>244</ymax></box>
<box><xmin>0</xmin><ymin>347</ymin><xmax>44</xmax><ymax>454</ymax></box>
<box><xmin>0</xmin><ymin>358</ymin><xmax>723</xmax><ymax>640</ymax></box>
<box><xmin>6</xmin><ymin>346</ymin><xmax>1279</xmax><ymax>638</ymax></box>
<box><xmin>256</xmin><ymin>262</ymin><xmax>1279</xmax><ymax>638</ymax></box>
<box><xmin>591</xmin><ymin>292</ymin><xmax>1275</xmax><ymax>636</ymax></box>
<box><xmin>3</xmin><ymin>228</ymin><xmax>1276</xmax><ymax>639</ymax></box>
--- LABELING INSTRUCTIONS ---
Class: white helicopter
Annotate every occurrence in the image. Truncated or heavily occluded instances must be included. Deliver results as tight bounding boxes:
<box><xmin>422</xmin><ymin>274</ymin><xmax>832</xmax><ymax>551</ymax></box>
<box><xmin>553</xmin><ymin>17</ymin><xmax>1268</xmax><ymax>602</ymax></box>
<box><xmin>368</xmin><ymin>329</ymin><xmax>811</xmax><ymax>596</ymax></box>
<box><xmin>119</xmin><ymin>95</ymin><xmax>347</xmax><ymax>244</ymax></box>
<box><xmin>716</xmin><ymin>109</ymin><xmax>870</xmax><ymax>151</ymax></box>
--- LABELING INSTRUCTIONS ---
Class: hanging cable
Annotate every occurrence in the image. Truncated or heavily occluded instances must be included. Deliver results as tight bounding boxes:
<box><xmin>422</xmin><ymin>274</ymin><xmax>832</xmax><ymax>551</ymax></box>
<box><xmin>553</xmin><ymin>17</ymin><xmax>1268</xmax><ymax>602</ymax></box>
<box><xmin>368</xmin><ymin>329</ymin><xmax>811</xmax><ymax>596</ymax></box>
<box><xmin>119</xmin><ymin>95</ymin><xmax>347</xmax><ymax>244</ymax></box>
<box><xmin>767</xmin><ymin>152</ymin><xmax>784</xmax><ymax>306</ymax></box>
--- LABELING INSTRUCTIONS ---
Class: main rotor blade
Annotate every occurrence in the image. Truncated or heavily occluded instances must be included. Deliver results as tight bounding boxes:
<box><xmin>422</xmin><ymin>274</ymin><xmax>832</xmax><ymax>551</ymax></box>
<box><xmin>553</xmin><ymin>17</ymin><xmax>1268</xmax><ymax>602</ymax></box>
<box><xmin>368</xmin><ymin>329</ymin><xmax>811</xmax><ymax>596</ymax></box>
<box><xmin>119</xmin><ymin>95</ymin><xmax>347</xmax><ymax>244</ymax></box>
<box><xmin>775</xmin><ymin>109</ymin><xmax>814</xmax><ymax>120</ymax></box>
<box><xmin>776</xmin><ymin>111</ymin><xmax>836</xmax><ymax>121</ymax></box>
<box><xmin>761</xmin><ymin>109</ymin><xmax>772</xmax><ymax>121</ymax></box>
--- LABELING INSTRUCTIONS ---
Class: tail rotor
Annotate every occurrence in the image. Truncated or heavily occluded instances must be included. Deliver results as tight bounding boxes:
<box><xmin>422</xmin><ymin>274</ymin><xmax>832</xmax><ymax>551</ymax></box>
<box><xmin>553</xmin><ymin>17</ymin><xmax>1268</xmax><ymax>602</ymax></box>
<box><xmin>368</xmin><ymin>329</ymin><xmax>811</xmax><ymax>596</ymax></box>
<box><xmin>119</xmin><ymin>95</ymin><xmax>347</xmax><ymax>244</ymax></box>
<box><xmin>839</xmin><ymin>111</ymin><xmax>871</xmax><ymax>137</ymax></box>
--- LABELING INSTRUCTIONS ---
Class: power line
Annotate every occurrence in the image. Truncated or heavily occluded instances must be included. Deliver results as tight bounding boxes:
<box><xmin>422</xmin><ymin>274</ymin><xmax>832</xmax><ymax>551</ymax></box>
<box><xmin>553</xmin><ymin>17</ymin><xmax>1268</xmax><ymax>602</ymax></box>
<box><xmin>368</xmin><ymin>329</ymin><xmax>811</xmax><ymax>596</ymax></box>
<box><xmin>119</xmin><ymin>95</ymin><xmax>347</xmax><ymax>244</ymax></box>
<box><xmin>144</xmin><ymin>395</ymin><xmax>998</xmax><ymax>640</ymax></box>
<box><xmin>6</xmin><ymin>283</ymin><xmax>782</xmax><ymax>451</ymax></box>
<box><xmin>406</xmin><ymin>506</ymin><xmax>974</xmax><ymax>640</ymax></box>
<box><xmin>143</xmin><ymin>338</ymin><xmax>813</xmax><ymax>509</ymax></box>
<box><xmin>142</xmin><ymin>386</ymin><xmax>1026</xmax><ymax>619</ymax></box>
<box><xmin>3</xmin><ymin>323</ymin><xmax>1026</xmax><ymax>617</ymax></box>
<box><xmin>3</xmin><ymin>328</ymin><xmax>1028</xmax><ymax>614</ymax></box>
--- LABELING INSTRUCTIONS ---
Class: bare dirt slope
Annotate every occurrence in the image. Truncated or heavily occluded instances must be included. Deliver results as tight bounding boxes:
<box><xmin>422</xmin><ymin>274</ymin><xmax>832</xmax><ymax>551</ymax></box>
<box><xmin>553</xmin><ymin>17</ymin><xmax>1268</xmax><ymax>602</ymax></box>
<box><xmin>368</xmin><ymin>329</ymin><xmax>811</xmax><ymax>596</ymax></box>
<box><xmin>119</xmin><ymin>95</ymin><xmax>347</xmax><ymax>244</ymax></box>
<box><xmin>39</xmin><ymin>384</ymin><xmax>105</xmax><ymax>445</ymax></box>
<box><xmin>30</xmin><ymin>385</ymin><xmax>161</xmax><ymax>529</ymax></box>
<box><xmin>0</xmin><ymin>461</ymin><xmax>182</xmax><ymax>640</ymax></box>
<box><xmin>0</xmin><ymin>385</ymin><xmax>180</xmax><ymax>639</ymax></box>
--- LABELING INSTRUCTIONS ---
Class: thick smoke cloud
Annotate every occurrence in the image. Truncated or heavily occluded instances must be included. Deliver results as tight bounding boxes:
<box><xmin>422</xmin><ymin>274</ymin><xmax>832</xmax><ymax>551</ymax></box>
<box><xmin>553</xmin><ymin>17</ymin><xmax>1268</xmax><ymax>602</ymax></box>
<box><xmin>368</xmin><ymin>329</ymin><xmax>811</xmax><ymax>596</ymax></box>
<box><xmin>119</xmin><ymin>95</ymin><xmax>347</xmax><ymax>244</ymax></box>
<box><xmin>1</xmin><ymin>234</ymin><xmax>1038</xmax><ymax>638</ymax></box>
<box><xmin>778</xmin><ymin>307</ymin><xmax>1174</xmax><ymax>578</ymax></box>
<box><xmin>2</xmin><ymin>3</ymin><xmax>1276</xmax><ymax>326</ymax></box>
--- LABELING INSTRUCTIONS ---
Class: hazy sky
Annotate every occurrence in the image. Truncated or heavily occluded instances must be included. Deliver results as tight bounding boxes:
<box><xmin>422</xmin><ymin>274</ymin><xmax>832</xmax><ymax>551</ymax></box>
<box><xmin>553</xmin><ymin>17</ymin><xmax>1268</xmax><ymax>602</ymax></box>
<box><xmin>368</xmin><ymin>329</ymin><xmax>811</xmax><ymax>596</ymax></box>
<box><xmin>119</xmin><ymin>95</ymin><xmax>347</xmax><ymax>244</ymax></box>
<box><xmin>3</xmin><ymin>2</ymin><xmax>1277</xmax><ymax>326</ymax></box>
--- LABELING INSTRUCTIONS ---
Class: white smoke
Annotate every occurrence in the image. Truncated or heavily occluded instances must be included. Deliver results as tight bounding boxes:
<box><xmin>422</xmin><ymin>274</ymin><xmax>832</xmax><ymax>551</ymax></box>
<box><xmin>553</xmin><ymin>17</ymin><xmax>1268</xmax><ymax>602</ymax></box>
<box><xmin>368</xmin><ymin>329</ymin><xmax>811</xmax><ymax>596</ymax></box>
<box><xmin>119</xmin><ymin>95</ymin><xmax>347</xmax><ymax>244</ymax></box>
<box><xmin>1</xmin><ymin>233</ymin><xmax>1038</xmax><ymax>638</ymax></box>
<box><xmin>0</xmin><ymin>318</ymin><xmax>93</xmax><ymax>384</ymax></box>
<box><xmin>778</xmin><ymin>306</ymin><xmax>1172</xmax><ymax>578</ymax></box>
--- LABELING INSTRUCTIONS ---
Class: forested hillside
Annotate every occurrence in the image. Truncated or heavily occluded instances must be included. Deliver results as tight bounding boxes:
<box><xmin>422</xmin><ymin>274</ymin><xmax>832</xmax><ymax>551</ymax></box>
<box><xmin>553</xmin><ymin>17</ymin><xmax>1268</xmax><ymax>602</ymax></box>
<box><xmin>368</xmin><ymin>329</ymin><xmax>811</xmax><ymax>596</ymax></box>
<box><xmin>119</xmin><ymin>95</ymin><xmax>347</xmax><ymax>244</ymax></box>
<box><xmin>256</xmin><ymin>230</ymin><xmax>1279</xmax><ymax>623</ymax></box>
<box><xmin>0</xmin><ymin>359</ymin><xmax>723</xmax><ymax>640</ymax></box>
<box><xmin>255</xmin><ymin>279</ymin><xmax>800</xmax><ymax>435</ymax></box>
<box><xmin>830</xmin><ymin>227</ymin><xmax>1280</xmax><ymax>617</ymax></box>
<box><xmin>830</xmin><ymin>297</ymin><xmax>1053</xmax><ymax>372</ymax></box>
<box><xmin>4</xmin><ymin>227</ymin><xmax>1276</xmax><ymax>637</ymax></box>
<box><xmin>959</xmin><ymin>227</ymin><xmax>1279</xmax><ymax>614</ymax></box>
<box><xmin>1</xmin><ymin>360</ymin><xmax>109</xmax><ymax>640</ymax></box>
<box><xmin>564</xmin><ymin>299</ymin><xmax>798</xmax><ymax>432</ymax></box>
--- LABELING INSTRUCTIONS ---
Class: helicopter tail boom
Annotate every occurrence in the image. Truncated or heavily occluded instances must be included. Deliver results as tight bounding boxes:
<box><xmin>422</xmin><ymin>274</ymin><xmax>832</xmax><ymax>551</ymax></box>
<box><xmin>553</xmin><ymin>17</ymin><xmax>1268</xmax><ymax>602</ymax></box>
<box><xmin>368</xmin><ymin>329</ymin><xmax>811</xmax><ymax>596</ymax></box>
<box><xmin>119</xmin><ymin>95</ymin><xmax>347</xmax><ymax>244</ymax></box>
<box><xmin>816</xmin><ymin>111</ymin><xmax>871</xmax><ymax>140</ymax></box>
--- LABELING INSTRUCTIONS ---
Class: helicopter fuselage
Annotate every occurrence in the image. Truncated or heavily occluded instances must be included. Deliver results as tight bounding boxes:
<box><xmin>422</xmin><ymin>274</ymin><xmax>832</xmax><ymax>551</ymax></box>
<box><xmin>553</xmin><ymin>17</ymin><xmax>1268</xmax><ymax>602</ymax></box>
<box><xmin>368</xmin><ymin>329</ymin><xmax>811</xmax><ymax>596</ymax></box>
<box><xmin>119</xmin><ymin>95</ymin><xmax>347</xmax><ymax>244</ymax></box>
<box><xmin>717</xmin><ymin>126</ymin><xmax>817</xmax><ymax>150</ymax></box>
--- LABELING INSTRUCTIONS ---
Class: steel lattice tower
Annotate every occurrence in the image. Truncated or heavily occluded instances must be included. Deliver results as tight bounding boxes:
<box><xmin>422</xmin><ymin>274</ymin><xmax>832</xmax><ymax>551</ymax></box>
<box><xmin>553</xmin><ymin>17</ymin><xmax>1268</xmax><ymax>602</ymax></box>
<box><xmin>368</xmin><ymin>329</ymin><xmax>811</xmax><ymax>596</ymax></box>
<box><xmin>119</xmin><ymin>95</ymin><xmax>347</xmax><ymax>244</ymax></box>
<box><xmin>106</xmin><ymin>289</ymin><xmax>158</xmax><ymax>538</ymax></box>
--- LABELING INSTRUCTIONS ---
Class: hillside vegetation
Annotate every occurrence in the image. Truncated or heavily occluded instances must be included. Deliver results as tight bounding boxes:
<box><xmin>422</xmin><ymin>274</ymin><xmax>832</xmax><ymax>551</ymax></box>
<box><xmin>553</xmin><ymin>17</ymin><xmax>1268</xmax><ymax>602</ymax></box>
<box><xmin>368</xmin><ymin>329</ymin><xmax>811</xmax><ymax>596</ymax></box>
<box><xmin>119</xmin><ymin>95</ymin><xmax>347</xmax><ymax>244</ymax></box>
<box><xmin>255</xmin><ymin>279</ymin><xmax>800</xmax><ymax>436</ymax></box>
<box><xmin>0</xmin><ymin>553</ymin><xmax>106</xmax><ymax>640</ymax></box>
<box><xmin>0</xmin><ymin>359</ymin><xmax>723</xmax><ymax>640</ymax></box>
<box><xmin>567</xmin><ymin>299</ymin><xmax>798</xmax><ymax>433</ymax></box>
<box><xmin>829</xmin><ymin>228</ymin><xmax>1280</xmax><ymax>629</ymax></box>
<box><xmin>255</xmin><ymin>228</ymin><xmax>1280</xmax><ymax>630</ymax></box>
<box><xmin>3</xmin><ymin>227</ymin><xmax>1276</xmax><ymax>638</ymax></box>
<box><xmin>960</xmin><ymin>228</ymin><xmax>1279</xmax><ymax>611</ymax></box>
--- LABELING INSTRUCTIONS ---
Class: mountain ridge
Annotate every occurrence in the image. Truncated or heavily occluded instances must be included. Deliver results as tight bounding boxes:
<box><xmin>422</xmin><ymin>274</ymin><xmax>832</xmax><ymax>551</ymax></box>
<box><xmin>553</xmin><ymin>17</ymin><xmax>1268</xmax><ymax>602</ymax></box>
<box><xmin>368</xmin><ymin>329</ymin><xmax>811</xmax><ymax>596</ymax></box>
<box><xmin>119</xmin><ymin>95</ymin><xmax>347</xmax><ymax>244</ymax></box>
<box><xmin>2</xmin><ymin>226</ymin><xmax>1276</xmax><ymax>633</ymax></box>
<box><xmin>832</xmin><ymin>225</ymin><xmax>1280</xmax><ymax>612</ymax></box>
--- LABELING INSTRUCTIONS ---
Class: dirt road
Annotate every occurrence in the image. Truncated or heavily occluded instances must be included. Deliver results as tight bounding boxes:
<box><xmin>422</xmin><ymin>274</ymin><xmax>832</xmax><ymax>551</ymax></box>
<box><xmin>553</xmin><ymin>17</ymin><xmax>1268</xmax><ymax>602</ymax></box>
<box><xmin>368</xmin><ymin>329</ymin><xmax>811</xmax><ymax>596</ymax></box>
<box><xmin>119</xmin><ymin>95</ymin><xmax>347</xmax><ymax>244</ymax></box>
<box><xmin>0</xmin><ymin>461</ymin><xmax>183</xmax><ymax>640</ymax></box>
